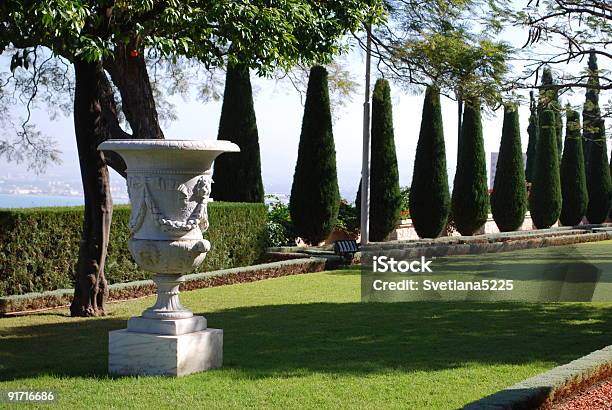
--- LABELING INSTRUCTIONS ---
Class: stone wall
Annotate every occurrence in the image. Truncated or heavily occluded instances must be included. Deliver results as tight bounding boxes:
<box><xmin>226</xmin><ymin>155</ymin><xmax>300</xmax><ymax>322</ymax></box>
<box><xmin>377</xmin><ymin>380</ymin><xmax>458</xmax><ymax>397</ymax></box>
<box><xmin>388</xmin><ymin>212</ymin><xmax>558</xmax><ymax>241</ymax></box>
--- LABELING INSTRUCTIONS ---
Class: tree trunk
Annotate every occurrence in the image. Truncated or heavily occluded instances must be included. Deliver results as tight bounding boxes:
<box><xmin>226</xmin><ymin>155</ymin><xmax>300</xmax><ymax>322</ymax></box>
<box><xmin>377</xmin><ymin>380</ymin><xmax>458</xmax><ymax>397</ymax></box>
<box><xmin>105</xmin><ymin>40</ymin><xmax>164</xmax><ymax>140</ymax></box>
<box><xmin>68</xmin><ymin>4</ymin><xmax>165</xmax><ymax>316</ymax></box>
<box><xmin>70</xmin><ymin>59</ymin><xmax>113</xmax><ymax>317</ymax></box>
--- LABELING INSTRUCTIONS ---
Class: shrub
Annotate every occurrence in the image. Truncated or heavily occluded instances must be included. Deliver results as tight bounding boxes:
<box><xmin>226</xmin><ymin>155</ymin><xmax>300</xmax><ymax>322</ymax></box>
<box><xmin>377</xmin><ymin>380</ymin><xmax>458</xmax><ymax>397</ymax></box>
<box><xmin>335</xmin><ymin>200</ymin><xmax>360</xmax><ymax>235</ymax></box>
<box><xmin>538</xmin><ymin>67</ymin><xmax>563</xmax><ymax>156</ymax></box>
<box><xmin>525</xmin><ymin>91</ymin><xmax>538</xmax><ymax>183</ymax></box>
<box><xmin>585</xmin><ymin>118</ymin><xmax>612</xmax><ymax>224</ymax></box>
<box><xmin>559</xmin><ymin>108</ymin><xmax>588</xmax><ymax>226</ymax></box>
<box><xmin>491</xmin><ymin>104</ymin><xmax>527</xmax><ymax>231</ymax></box>
<box><xmin>451</xmin><ymin>98</ymin><xmax>489</xmax><ymax>235</ymax></box>
<box><xmin>0</xmin><ymin>202</ymin><xmax>267</xmax><ymax>296</ymax></box>
<box><xmin>265</xmin><ymin>196</ymin><xmax>297</xmax><ymax>247</ymax></box>
<box><xmin>399</xmin><ymin>186</ymin><xmax>410</xmax><ymax>217</ymax></box>
<box><xmin>529</xmin><ymin>110</ymin><xmax>562</xmax><ymax>228</ymax></box>
<box><xmin>364</xmin><ymin>79</ymin><xmax>401</xmax><ymax>241</ymax></box>
<box><xmin>290</xmin><ymin>66</ymin><xmax>340</xmax><ymax>245</ymax></box>
<box><xmin>211</xmin><ymin>62</ymin><xmax>265</xmax><ymax>203</ymax></box>
<box><xmin>409</xmin><ymin>86</ymin><xmax>450</xmax><ymax>238</ymax></box>
<box><xmin>583</xmin><ymin>52</ymin><xmax>602</xmax><ymax>168</ymax></box>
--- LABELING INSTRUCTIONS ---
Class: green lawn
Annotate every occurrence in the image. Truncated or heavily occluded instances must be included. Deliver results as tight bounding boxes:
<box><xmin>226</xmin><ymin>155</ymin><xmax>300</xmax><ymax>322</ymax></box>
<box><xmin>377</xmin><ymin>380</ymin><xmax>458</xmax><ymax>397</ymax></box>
<box><xmin>1</xmin><ymin>245</ymin><xmax>612</xmax><ymax>409</ymax></box>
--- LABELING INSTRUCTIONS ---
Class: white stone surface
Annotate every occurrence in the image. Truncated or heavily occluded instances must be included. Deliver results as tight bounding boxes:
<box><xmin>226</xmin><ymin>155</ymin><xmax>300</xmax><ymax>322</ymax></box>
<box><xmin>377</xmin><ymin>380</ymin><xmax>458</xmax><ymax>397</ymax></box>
<box><xmin>109</xmin><ymin>328</ymin><xmax>223</xmax><ymax>376</ymax></box>
<box><xmin>98</xmin><ymin>140</ymin><xmax>238</xmax><ymax>377</ymax></box>
<box><xmin>127</xmin><ymin>315</ymin><xmax>207</xmax><ymax>335</ymax></box>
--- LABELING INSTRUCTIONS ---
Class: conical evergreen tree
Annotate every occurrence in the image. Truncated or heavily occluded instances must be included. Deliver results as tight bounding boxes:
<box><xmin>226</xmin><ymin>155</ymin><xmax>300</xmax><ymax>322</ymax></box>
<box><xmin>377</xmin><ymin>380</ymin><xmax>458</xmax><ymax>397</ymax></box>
<box><xmin>451</xmin><ymin>98</ymin><xmax>489</xmax><ymax>235</ymax></box>
<box><xmin>529</xmin><ymin>110</ymin><xmax>562</xmax><ymax>228</ymax></box>
<box><xmin>538</xmin><ymin>67</ymin><xmax>563</xmax><ymax>156</ymax></box>
<box><xmin>559</xmin><ymin>107</ymin><xmax>588</xmax><ymax>226</ymax></box>
<box><xmin>409</xmin><ymin>86</ymin><xmax>450</xmax><ymax>238</ymax></box>
<box><xmin>583</xmin><ymin>51</ymin><xmax>602</xmax><ymax>169</ymax></box>
<box><xmin>358</xmin><ymin>79</ymin><xmax>401</xmax><ymax>241</ymax></box>
<box><xmin>289</xmin><ymin>66</ymin><xmax>340</xmax><ymax>244</ymax></box>
<box><xmin>525</xmin><ymin>91</ymin><xmax>538</xmax><ymax>183</ymax></box>
<box><xmin>211</xmin><ymin>63</ymin><xmax>264</xmax><ymax>202</ymax></box>
<box><xmin>585</xmin><ymin>117</ymin><xmax>611</xmax><ymax>224</ymax></box>
<box><xmin>491</xmin><ymin>104</ymin><xmax>527</xmax><ymax>231</ymax></box>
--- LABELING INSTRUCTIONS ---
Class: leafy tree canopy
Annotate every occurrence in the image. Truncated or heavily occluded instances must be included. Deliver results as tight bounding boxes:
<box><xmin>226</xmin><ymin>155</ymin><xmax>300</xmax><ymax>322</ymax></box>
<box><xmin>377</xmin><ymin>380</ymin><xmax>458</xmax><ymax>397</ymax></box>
<box><xmin>366</xmin><ymin>0</ymin><xmax>511</xmax><ymax>107</ymax></box>
<box><xmin>1</xmin><ymin>0</ymin><xmax>385</xmax><ymax>72</ymax></box>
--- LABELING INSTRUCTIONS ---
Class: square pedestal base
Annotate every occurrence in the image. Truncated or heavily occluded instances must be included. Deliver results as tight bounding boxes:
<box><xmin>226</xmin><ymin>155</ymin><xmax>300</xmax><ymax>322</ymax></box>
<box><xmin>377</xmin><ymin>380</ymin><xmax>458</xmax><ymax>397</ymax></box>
<box><xmin>127</xmin><ymin>316</ymin><xmax>207</xmax><ymax>335</ymax></box>
<box><xmin>109</xmin><ymin>328</ymin><xmax>223</xmax><ymax>376</ymax></box>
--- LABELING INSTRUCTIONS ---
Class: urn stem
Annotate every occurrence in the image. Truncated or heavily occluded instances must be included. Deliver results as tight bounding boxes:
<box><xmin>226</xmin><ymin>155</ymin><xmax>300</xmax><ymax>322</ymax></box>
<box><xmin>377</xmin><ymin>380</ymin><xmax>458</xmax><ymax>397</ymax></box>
<box><xmin>142</xmin><ymin>274</ymin><xmax>193</xmax><ymax>319</ymax></box>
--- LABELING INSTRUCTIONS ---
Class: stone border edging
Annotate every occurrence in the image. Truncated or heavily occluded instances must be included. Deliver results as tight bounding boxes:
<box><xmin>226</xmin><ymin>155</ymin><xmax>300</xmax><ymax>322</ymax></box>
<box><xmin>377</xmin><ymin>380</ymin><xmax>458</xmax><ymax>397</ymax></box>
<box><xmin>0</xmin><ymin>256</ymin><xmax>339</xmax><ymax>316</ymax></box>
<box><xmin>463</xmin><ymin>345</ymin><xmax>612</xmax><ymax>409</ymax></box>
<box><xmin>361</xmin><ymin>231</ymin><xmax>612</xmax><ymax>258</ymax></box>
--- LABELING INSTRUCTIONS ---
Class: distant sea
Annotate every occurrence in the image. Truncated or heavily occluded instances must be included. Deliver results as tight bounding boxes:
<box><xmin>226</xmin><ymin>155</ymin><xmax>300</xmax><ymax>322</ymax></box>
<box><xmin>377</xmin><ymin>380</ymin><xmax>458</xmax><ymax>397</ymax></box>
<box><xmin>0</xmin><ymin>193</ymin><xmax>128</xmax><ymax>209</ymax></box>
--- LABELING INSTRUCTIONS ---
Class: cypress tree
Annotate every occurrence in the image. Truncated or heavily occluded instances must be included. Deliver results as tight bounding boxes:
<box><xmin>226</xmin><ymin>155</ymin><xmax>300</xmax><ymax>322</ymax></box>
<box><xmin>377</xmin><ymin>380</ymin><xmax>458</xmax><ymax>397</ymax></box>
<box><xmin>409</xmin><ymin>86</ymin><xmax>450</xmax><ymax>238</ymax></box>
<box><xmin>451</xmin><ymin>98</ymin><xmax>489</xmax><ymax>235</ymax></box>
<box><xmin>211</xmin><ymin>63</ymin><xmax>264</xmax><ymax>202</ymax></box>
<box><xmin>289</xmin><ymin>66</ymin><xmax>340</xmax><ymax>244</ymax></box>
<box><xmin>559</xmin><ymin>107</ymin><xmax>588</xmax><ymax>226</ymax></box>
<box><xmin>525</xmin><ymin>91</ymin><xmax>538</xmax><ymax>183</ymax></box>
<box><xmin>529</xmin><ymin>110</ymin><xmax>562</xmax><ymax>229</ymax></box>
<box><xmin>585</xmin><ymin>117</ymin><xmax>611</xmax><ymax>224</ymax></box>
<box><xmin>491</xmin><ymin>104</ymin><xmax>527</xmax><ymax>231</ymax></box>
<box><xmin>362</xmin><ymin>79</ymin><xmax>401</xmax><ymax>241</ymax></box>
<box><xmin>538</xmin><ymin>67</ymin><xmax>563</xmax><ymax>156</ymax></box>
<box><xmin>583</xmin><ymin>51</ymin><xmax>602</xmax><ymax>169</ymax></box>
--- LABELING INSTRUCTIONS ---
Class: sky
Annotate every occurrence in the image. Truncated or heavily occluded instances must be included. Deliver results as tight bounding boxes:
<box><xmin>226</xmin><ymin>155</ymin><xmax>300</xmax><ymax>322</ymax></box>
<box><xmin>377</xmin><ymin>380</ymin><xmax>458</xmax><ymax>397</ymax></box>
<box><xmin>2</xmin><ymin>21</ymin><xmax>610</xmax><ymax>202</ymax></box>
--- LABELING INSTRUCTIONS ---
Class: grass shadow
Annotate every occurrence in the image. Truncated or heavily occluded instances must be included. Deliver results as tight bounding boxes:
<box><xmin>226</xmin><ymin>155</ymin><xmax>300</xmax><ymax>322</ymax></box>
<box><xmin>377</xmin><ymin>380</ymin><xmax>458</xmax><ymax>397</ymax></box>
<box><xmin>1</xmin><ymin>302</ymin><xmax>610</xmax><ymax>382</ymax></box>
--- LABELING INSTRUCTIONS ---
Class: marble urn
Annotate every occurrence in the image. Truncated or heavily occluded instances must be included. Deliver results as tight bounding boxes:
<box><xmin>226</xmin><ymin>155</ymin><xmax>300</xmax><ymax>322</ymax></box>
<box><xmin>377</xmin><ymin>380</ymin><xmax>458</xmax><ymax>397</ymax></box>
<box><xmin>98</xmin><ymin>139</ymin><xmax>239</xmax><ymax>376</ymax></box>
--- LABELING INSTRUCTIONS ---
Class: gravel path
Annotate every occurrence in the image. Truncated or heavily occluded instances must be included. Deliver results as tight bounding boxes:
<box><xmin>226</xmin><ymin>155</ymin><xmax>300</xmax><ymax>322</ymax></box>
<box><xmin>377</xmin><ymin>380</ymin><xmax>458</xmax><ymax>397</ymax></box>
<box><xmin>552</xmin><ymin>378</ymin><xmax>612</xmax><ymax>409</ymax></box>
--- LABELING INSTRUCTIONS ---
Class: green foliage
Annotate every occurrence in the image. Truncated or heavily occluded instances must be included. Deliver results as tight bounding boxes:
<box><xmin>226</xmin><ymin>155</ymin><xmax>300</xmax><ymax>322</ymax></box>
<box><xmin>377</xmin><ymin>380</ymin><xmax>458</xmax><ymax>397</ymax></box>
<box><xmin>583</xmin><ymin>52</ymin><xmax>602</xmax><ymax>168</ymax></box>
<box><xmin>265</xmin><ymin>196</ymin><xmax>297</xmax><ymax>247</ymax></box>
<box><xmin>451</xmin><ymin>98</ymin><xmax>488</xmax><ymax>235</ymax></box>
<box><xmin>560</xmin><ymin>108</ymin><xmax>588</xmax><ymax>226</ymax></box>
<box><xmin>366</xmin><ymin>79</ymin><xmax>401</xmax><ymax>241</ymax></box>
<box><xmin>491</xmin><ymin>104</ymin><xmax>527</xmax><ymax>232</ymax></box>
<box><xmin>529</xmin><ymin>110</ymin><xmax>562</xmax><ymax>229</ymax></box>
<box><xmin>582</xmin><ymin>52</ymin><xmax>611</xmax><ymax>224</ymax></box>
<box><xmin>525</xmin><ymin>92</ymin><xmax>538</xmax><ymax>183</ymax></box>
<box><xmin>1</xmin><ymin>1</ymin><xmax>385</xmax><ymax>72</ymax></box>
<box><xmin>381</xmin><ymin>1</ymin><xmax>511</xmax><ymax>109</ymax></box>
<box><xmin>585</xmin><ymin>120</ymin><xmax>612</xmax><ymax>224</ymax></box>
<box><xmin>409</xmin><ymin>86</ymin><xmax>450</xmax><ymax>238</ymax></box>
<box><xmin>0</xmin><ymin>203</ymin><xmax>267</xmax><ymax>297</ymax></box>
<box><xmin>335</xmin><ymin>200</ymin><xmax>360</xmax><ymax>236</ymax></box>
<box><xmin>399</xmin><ymin>186</ymin><xmax>411</xmax><ymax>215</ymax></box>
<box><xmin>537</xmin><ymin>67</ymin><xmax>563</xmax><ymax>156</ymax></box>
<box><xmin>290</xmin><ymin>66</ymin><xmax>340</xmax><ymax>245</ymax></box>
<box><xmin>212</xmin><ymin>63</ymin><xmax>264</xmax><ymax>203</ymax></box>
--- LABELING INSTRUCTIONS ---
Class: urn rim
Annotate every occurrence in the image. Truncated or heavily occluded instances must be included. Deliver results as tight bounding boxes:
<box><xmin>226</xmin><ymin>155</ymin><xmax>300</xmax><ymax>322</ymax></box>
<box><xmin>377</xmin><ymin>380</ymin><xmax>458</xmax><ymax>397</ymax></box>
<box><xmin>97</xmin><ymin>139</ymin><xmax>240</xmax><ymax>153</ymax></box>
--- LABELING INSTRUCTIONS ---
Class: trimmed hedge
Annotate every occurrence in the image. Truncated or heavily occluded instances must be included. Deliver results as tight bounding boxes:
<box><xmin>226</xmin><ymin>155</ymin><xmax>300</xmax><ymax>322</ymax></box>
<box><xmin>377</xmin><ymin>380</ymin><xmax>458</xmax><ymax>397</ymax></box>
<box><xmin>451</xmin><ymin>98</ymin><xmax>489</xmax><ymax>235</ymax></box>
<box><xmin>409</xmin><ymin>86</ymin><xmax>450</xmax><ymax>238</ymax></box>
<box><xmin>211</xmin><ymin>62</ymin><xmax>265</xmax><ymax>203</ymax></box>
<box><xmin>491</xmin><ymin>104</ymin><xmax>527</xmax><ymax>232</ymax></box>
<box><xmin>0</xmin><ymin>257</ymin><xmax>331</xmax><ymax>314</ymax></box>
<box><xmin>290</xmin><ymin>65</ymin><xmax>340</xmax><ymax>244</ymax></box>
<box><xmin>530</xmin><ymin>110</ymin><xmax>562</xmax><ymax>229</ymax></box>
<box><xmin>0</xmin><ymin>202</ymin><xmax>267</xmax><ymax>297</ymax></box>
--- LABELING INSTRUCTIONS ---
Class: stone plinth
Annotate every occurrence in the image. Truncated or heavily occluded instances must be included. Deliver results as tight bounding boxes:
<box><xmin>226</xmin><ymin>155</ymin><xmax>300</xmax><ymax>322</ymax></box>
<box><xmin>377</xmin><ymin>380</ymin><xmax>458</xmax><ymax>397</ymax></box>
<box><xmin>109</xmin><ymin>327</ymin><xmax>223</xmax><ymax>376</ymax></box>
<box><xmin>127</xmin><ymin>315</ymin><xmax>207</xmax><ymax>335</ymax></box>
